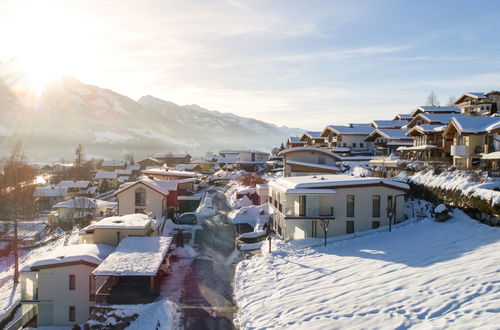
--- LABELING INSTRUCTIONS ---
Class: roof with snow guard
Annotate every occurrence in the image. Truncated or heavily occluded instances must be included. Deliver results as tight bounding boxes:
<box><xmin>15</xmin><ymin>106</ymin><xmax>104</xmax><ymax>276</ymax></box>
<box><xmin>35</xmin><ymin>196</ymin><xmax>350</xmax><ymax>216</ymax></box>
<box><xmin>92</xmin><ymin>236</ymin><xmax>173</xmax><ymax>276</ymax></box>
<box><xmin>278</xmin><ymin>147</ymin><xmax>342</xmax><ymax>160</ymax></box>
<box><xmin>56</xmin><ymin>181</ymin><xmax>91</xmax><ymax>189</ymax></box>
<box><xmin>25</xmin><ymin>244</ymin><xmax>115</xmax><ymax>271</ymax></box>
<box><xmin>371</xmin><ymin>120</ymin><xmax>408</xmax><ymax>129</ymax></box>
<box><xmin>445</xmin><ymin>116</ymin><xmax>500</xmax><ymax>135</ymax></box>
<box><xmin>33</xmin><ymin>186</ymin><xmax>68</xmax><ymax>197</ymax></box>
<box><xmin>102</xmin><ymin>160</ymin><xmax>126</xmax><ymax>167</ymax></box>
<box><xmin>84</xmin><ymin>214</ymin><xmax>153</xmax><ymax>231</ymax></box>
<box><xmin>321</xmin><ymin>125</ymin><xmax>374</xmax><ymax>136</ymax></box>
<box><xmin>270</xmin><ymin>175</ymin><xmax>409</xmax><ymax>193</ymax></box>
<box><xmin>95</xmin><ymin>170</ymin><xmax>118</xmax><ymax>179</ymax></box>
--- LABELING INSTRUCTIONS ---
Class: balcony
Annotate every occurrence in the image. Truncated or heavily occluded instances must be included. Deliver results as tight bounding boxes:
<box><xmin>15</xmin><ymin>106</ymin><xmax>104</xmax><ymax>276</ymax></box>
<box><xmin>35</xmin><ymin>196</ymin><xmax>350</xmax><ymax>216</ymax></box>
<box><xmin>451</xmin><ymin>145</ymin><xmax>467</xmax><ymax>156</ymax></box>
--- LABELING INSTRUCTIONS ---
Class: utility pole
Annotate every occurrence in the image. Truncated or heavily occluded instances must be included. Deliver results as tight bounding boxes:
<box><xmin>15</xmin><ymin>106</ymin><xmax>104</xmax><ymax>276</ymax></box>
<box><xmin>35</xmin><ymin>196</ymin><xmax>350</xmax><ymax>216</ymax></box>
<box><xmin>13</xmin><ymin>157</ymin><xmax>19</xmax><ymax>285</ymax></box>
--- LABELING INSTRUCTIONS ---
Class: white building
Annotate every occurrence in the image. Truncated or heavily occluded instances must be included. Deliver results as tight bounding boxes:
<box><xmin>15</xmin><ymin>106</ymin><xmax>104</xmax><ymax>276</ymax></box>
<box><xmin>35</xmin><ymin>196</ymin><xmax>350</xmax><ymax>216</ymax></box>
<box><xmin>279</xmin><ymin>147</ymin><xmax>341</xmax><ymax>177</ymax></box>
<box><xmin>320</xmin><ymin>124</ymin><xmax>374</xmax><ymax>155</ymax></box>
<box><xmin>268</xmin><ymin>175</ymin><xmax>409</xmax><ymax>240</ymax></box>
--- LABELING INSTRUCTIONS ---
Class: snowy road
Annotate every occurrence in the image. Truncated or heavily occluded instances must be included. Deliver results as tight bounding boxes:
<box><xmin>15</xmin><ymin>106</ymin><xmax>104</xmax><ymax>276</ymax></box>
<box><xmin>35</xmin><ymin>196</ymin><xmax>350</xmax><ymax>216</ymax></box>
<box><xmin>179</xmin><ymin>190</ymin><xmax>240</xmax><ymax>330</ymax></box>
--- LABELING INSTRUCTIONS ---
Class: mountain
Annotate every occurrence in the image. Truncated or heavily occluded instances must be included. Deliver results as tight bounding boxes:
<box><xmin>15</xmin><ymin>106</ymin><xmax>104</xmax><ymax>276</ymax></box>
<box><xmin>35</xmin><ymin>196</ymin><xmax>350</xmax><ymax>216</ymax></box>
<box><xmin>0</xmin><ymin>66</ymin><xmax>303</xmax><ymax>161</ymax></box>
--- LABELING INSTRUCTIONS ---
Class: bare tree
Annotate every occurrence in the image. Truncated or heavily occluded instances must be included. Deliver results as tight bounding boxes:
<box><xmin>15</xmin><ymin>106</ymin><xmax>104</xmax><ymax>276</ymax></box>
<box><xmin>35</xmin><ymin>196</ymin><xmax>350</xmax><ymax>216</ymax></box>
<box><xmin>447</xmin><ymin>96</ymin><xmax>456</xmax><ymax>106</ymax></box>
<box><xmin>426</xmin><ymin>91</ymin><xmax>440</xmax><ymax>106</ymax></box>
<box><xmin>74</xmin><ymin>143</ymin><xmax>85</xmax><ymax>180</ymax></box>
<box><xmin>124</xmin><ymin>153</ymin><xmax>135</xmax><ymax>165</ymax></box>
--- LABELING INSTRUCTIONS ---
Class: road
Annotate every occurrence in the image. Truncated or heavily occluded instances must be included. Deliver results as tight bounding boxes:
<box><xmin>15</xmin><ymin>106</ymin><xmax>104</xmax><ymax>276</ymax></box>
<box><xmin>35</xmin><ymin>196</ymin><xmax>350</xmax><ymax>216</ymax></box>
<box><xmin>179</xmin><ymin>190</ymin><xmax>240</xmax><ymax>330</ymax></box>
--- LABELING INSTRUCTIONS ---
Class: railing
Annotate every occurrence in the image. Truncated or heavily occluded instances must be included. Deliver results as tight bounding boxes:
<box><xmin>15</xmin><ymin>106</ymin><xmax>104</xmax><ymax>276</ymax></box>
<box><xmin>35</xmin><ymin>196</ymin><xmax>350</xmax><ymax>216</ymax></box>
<box><xmin>95</xmin><ymin>277</ymin><xmax>114</xmax><ymax>305</ymax></box>
<box><xmin>450</xmin><ymin>145</ymin><xmax>467</xmax><ymax>156</ymax></box>
<box><xmin>319</xmin><ymin>207</ymin><xmax>335</xmax><ymax>217</ymax></box>
<box><xmin>6</xmin><ymin>305</ymin><xmax>37</xmax><ymax>330</ymax></box>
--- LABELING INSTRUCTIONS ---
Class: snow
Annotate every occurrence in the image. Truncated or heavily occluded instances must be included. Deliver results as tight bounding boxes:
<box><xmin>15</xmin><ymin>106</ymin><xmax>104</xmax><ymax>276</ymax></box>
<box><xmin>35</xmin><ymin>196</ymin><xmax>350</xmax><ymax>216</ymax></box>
<box><xmin>434</xmin><ymin>203</ymin><xmax>447</xmax><ymax>213</ymax></box>
<box><xmin>83</xmin><ymin>214</ymin><xmax>153</xmax><ymax>230</ymax></box>
<box><xmin>115</xmin><ymin>177</ymin><xmax>177</xmax><ymax>195</ymax></box>
<box><xmin>394</xmin><ymin>170</ymin><xmax>500</xmax><ymax>206</ymax></box>
<box><xmin>371</xmin><ymin>120</ymin><xmax>407</xmax><ymax>128</ymax></box>
<box><xmin>302</xmin><ymin>131</ymin><xmax>324</xmax><ymax>139</ymax></box>
<box><xmin>33</xmin><ymin>186</ymin><xmax>68</xmax><ymax>197</ymax></box>
<box><xmin>95</xmin><ymin>170</ymin><xmax>118</xmax><ymax>179</ymax></box>
<box><xmin>142</xmin><ymin>168</ymin><xmax>199</xmax><ymax>178</ymax></box>
<box><xmin>235</xmin><ymin>209</ymin><xmax>500</xmax><ymax>329</ymax></box>
<box><xmin>53</xmin><ymin>197</ymin><xmax>109</xmax><ymax>209</ymax></box>
<box><xmin>285</xmin><ymin>160</ymin><xmax>340</xmax><ymax>172</ymax></box>
<box><xmin>371</xmin><ymin>128</ymin><xmax>413</xmax><ymax>140</ymax></box>
<box><xmin>326</xmin><ymin>125</ymin><xmax>374</xmax><ymax>135</ymax></box>
<box><xmin>351</xmin><ymin>166</ymin><xmax>372</xmax><ymax>177</ymax></box>
<box><xmin>279</xmin><ymin>147</ymin><xmax>342</xmax><ymax>160</ymax></box>
<box><xmin>416</xmin><ymin>105</ymin><xmax>461</xmax><ymax>113</ymax></box>
<box><xmin>228</xmin><ymin>204</ymin><xmax>269</xmax><ymax>229</ymax></box>
<box><xmin>171</xmin><ymin>246</ymin><xmax>198</xmax><ymax>258</ymax></box>
<box><xmin>93</xmin><ymin>236</ymin><xmax>173</xmax><ymax>276</ymax></box>
<box><xmin>25</xmin><ymin>244</ymin><xmax>114</xmax><ymax>270</ymax></box>
<box><xmin>238</xmin><ymin>230</ymin><xmax>266</xmax><ymax>239</ymax></box>
<box><xmin>451</xmin><ymin>116</ymin><xmax>500</xmax><ymax>134</ymax></box>
<box><xmin>56</xmin><ymin>180</ymin><xmax>91</xmax><ymax>188</ymax></box>
<box><xmin>195</xmin><ymin>193</ymin><xmax>217</xmax><ymax>217</ymax></box>
<box><xmin>240</xmin><ymin>242</ymin><xmax>263</xmax><ymax>251</ymax></box>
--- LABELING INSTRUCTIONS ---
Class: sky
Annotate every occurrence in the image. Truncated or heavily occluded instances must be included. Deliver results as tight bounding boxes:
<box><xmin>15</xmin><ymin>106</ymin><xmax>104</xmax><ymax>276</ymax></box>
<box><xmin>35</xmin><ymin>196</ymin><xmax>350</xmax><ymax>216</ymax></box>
<box><xmin>1</xmin><ymin>0</ymin><xmax>500</xmax><ymax>130</ymax></box>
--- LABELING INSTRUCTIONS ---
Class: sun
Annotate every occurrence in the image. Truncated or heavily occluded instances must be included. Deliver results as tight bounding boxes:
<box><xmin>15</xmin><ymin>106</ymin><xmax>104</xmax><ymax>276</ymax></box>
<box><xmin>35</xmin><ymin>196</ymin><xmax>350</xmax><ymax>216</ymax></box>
<box><xmin>1</xmin><ymin>4</ymin><xmax>94</xmax><ymax>95</ymax></box>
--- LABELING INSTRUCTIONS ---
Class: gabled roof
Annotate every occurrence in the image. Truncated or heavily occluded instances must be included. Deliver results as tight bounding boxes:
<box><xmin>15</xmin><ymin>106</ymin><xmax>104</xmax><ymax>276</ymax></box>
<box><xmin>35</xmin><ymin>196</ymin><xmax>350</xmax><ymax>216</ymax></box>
<box><xmin>414</xmin><ymin>106</ymin><xmax>461</xmax><ymax>115</ymax></box>
<box><xmin>407</xmin><ymin>113</ymin><xmax>468</xmax><ymax>128</ymax></box>
<box><xmin>287</xmin><ymin>136</ymin><xmax>304</xmax><ymax>144</ymax></box>
<box><xmin>300</xmin><ymin>131</ymin><xmax>325</xmax><ymax>141</ymax></box>
<box><xmin>115</xmin><ymin>177</ymin><xmax>178</xmax><ymax>196</ymax></box>
<box><xmin>142</xmin><ymin>168</ymin><xmax>199</xmax><ymax>178</ymax></box>
<box><xmin>444</xmin><ymin>116</ymin><xmax>500</xmax><ymax>136</ymax></box>
<box><xmin>56</xmin><ymin>181</ymin><xmax>91</xmax><ymax>189</ymax></box>
<box><xmin>321</xmin><ymin>125</ymin><xmax>374</xmax><ymax>137</ymax></box>
<box><xmin>154</xmin><ymin>153</ymin><xmax>190</xmax><ymax>159</ymax></box>
<box><xmin>371</xmin><ymin>120</ymin><xmax>408</xmax><ymax>129</ymax></box>
<box><xmin>365</xmin><ymin>129</ymin><xmax>413</xmax><ymax>141</ymax></box>
<box><xmin>95</xmin><ymin>171</ymin><xmax>118</xmax><ymax>179</ymax></box>
<box><xmin>53</xmin><ymin>197</ymin><xmax>101</xmax><ymax>209</ymax></box>
<box><xmin>394</xmin><ymin>114</ymin><xmax>412</xmax><ymax>120</ymax></box>
<box><xmin>278</xmin><ymin>147</ymin><xmax>342</xmax><ymax>161</ymax></box>
<box><xmin>33</xmin><ymin>186</ymin><xmax>68</xmax><ymax>197</ymax></box>
<box><xmin>453</xmin><ymin>92</ymin><xmax>488</xmax><ymax>104</ymax></box>
<box><xmin>102</xmin><ymin>160</ymin><xmax>126</xmax><ymax>167</ymax></box>
<box><xmin>406</xmin><ymin>125</ymin><xmax>446</xmax><ymax>136</ymax></box>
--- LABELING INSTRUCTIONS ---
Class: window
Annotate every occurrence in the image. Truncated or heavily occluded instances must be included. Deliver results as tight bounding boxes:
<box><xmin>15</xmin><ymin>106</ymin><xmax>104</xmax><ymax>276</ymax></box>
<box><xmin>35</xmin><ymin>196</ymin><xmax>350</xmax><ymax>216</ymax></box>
<box><xmin>135</xmin><ymin>188</ymin><xmax>146</xmax><ymax>206</ymax></box>
<box><xmin>299</xmin><ymin>195</ymin><xmax>306</xmax><ymax>216</ymax></box>
<box><xmin>387</xmin><ymin>196</ymin><xmax>393</xmax><ymax>214</ymax></box>
<box><xmin>347</xmin><ymin>195</ymin><xmax>354</xmax><ymax>217</ymax></box>
<box><xmin>353</xmin><ymin>143</ymin><xmax>356</xmax><ymax>148</ymax></box>
<box><xmin>69</xmin><ymin>274</ymin><xmax>76</xmax><ymax>290</ymax></box>
<box><xmin>343</xmin><ymin>143</ymin><xmax>346</xmax><ymax>147</ymax></box>
<box><xmin>69</xmin><ymin>306</ymin><xmax>76</xmax><ymax>322</ymax></box>
<box><xmin>372</xmin><ymin>221</ymin><xmax>380</xmax><ymax>229</ymax></box>
<box><xmin>89</xmin><ymin>275</ymin><xmax>95</xmax><ymax>301</ymax></box>
<box><xmin>251</xmin><ymin>153</ymin><xmax>256</xmax><ymax>161</ymax></box>
<box><xmin>360</xmin><ymin>143</ymin><xmax>364</xmax><ymax>148</ymax></box>
<box><xmin>346</xmin><ymin>221</ymin><xmax>354</xmax><ymax>234</ymax></box>
<box><xmin>318</xmin><ymin>155</ymin><xmax>325</xmax><ymax>164</ymax></box>
<box><xmin>372</xmin><ymin>195</ymin><xmax>380</xmax><ymax>218</ymax></box>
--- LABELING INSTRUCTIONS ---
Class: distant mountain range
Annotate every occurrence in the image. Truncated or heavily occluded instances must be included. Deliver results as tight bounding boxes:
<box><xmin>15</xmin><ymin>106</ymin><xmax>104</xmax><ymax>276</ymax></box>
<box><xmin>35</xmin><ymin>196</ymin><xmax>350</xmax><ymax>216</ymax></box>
<box><xmin>0</xmin><ymin>61</ymin><xmax>303</xmax><ymax>161</ymax></box>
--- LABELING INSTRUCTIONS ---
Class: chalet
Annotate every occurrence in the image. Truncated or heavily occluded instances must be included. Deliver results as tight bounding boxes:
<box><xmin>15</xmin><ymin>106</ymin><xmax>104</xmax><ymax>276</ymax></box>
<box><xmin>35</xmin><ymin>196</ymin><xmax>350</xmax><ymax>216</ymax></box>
<box><xmin>154</xmin><ymin>153</ymin><xmax>191</xmax><ymax>166</ymax></box>
<box><xmin>1</xmin><ymin>221</ymin><xmax>52</xmax><ymax>247</ymax></box>
<box><xmin>399</xmin><ymin>125</ymin><xmax>450</xmax><ymax>163</ymax></box>
<box><xmin>365</xmin><ymin>129</ymin><xmax>413</xmax><ymax>156</ymax></box>
<box><xmin>393</xmin><ymin>114</ymin><xmax>412</xmax><ymax>121</ymax></box>
<box><xmin>92</xmin><ymin>236</ymin><xmax>173</xmax><ymax>305</ymax></box>
<box><xmin>286</xmin><ymin>136</ymin><xmax>305</xmax><ymax>148</ymax></box>
<box><xmin>406</xmin><ymin>113</ymin><xmax>468</xmax><ymax>129</ymax></box>
<box><xmin>320</xmin><ymin>124</ymin><xmax>374</xmax><ymax>155</ymax></box>
<box><xmin>20</xmin><ymin>244</ymin><xmax>115</xmax><ymax>327</ymax></box>
<box><xmin>190</xmin><ymin>159</ymin><xmax>212</xmax><ymax>172</ymax></box>
<box><xmin>236</xmin><ymin>151</ymin><xmax>270</xmax><ymax>172</ymax></box>
<box><xmin>299</xmin><ymin>131</ymin><xmax>327</xmax><ymax>148</ymax></box>
<box><xmin>411</xmin><ymin>105</ymin><xmax>460</xmax><ymax>117</ymax></box>
<box><xmin>79</xmin><ymin>213</ymin><xmax>162</xmax><ymax>246</ymax></box>
<box><xmin>279</xmin><ymin>147</ymin><xmax>341</xmax><ymax>177</ymax></box>
<box><xmin>268</xmin><ymin>175</ymin><xmax>409</xmax><ymax>240</ymax></box>
<box><xmin>101</xmin><ymin>160</ymin><xmax>127</xmax><ymax>171</ymax></box>
<box><xmin>443</xmin><ymin>116</ymin><xmax>500</xmax><ymax>169</ymax></box>
<box><xmin>56</xmin><ymin>181</ymin><xmax>95</xmax><ymax>197</ymax></box>
<box><xmin>94</xmin><ymin>171</ymin><xmax>119</xmax><ymax>190</ymax></box>
<box><xmin>453</xmin><ymin>91</ymin><xmax>500</xmax><ymax>116</ymax></box>
<box><xmin>34</xmin><ymin>186</ymin><xmax>69</xmax><ymax>212</ymax></box>
<box><xmin>52</xmin><ymin>198</ymin><xmax>116</xmax><ymax>222</ymax></box>
<box><xmin>137</xmin><ymin>157</ymin><xmax>163</xmax><ymax>170</ymax></box>
<box><xmin>371</xmin><ymin>120</ymin><xmax>407</xmax><ymax>129</ymax></box>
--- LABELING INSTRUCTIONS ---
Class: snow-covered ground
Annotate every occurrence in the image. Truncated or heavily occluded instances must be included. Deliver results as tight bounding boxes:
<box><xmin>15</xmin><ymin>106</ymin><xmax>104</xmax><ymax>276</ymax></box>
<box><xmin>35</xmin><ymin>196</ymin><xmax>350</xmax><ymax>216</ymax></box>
<box><xmin>235</xmin><ymin>209</ymin><xmax>500</xmax><ymax>329</ymax></box>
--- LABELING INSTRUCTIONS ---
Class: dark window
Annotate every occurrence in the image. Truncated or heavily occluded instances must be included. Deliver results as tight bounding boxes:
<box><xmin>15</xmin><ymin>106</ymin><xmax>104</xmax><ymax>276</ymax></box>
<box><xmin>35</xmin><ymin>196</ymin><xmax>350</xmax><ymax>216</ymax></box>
<box><xmin>353</xmin><ymin>143</ymin><xmax>356</xmax><ymax>148</ymax></box>
<box><xmin>135</xmin><ymin>188</ymin><xmax>146</xmax><ymax>206</ymax></box>
<box><xmin>372</xmin><ymin>221</ymin><xmax>380</xmax><ymax>229</ymax></box>
<box><xmin>251</xmin><ymin>153</ymin><xmax>256</xmax><ymax>161</ymax></box>
<box><xmin>387</xmin><ymin>196</ymin><xmax>393</xmax><ymax>214</ymax></box>
<box><xmin>346</xmin><ymin>220</ymin><xmax>354</xmax><ymax>234</ymax></box>
<box><xmin>69</xmin><ymin>274</ymin><xmax>76</xmax><ymax>290</ymax></box>
<box><xmin>299</xmin><ymin>195</ymin><xmax>306</xmax><ymax>216</ymax></box>
<box><xmin>89</xmin><ymin>275</ymin><xmax>95</xmax><ymax>301</ymax></box>
<box><xmin>69</xmin><ymin>306</ymin><xmax>76</xmax><ymax>322</ymax></box>
<box><xmin>360</xmin><ymin>143</ymin><xmax>364</xmax><ymax>148</ymax></box>
<box><xmin>268</xmin><ymin>195</ymin><xmax>272</xmax><ymax>203</ymax></box>
<box><xmin>372</xmin><ymin>195</ymin><xmax>380</xmax><ymax>218</ymax></box>
<box><xmin>347</xmin><ymin>195</ymin><xmax>354</xmax><ymax>217</ymax></box>
<box><xmin>318</xmin><ymin>155</ymin><xmax>325</xmax><ymax>164</ymax></box>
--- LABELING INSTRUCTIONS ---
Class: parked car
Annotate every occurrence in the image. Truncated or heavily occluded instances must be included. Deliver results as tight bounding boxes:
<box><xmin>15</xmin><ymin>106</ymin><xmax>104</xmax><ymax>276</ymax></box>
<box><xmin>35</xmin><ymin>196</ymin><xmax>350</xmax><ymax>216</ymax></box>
<box><xmin>174</xmin><ymin>212</ymin><xmax>198</xmax><ymax>225</ymax></box>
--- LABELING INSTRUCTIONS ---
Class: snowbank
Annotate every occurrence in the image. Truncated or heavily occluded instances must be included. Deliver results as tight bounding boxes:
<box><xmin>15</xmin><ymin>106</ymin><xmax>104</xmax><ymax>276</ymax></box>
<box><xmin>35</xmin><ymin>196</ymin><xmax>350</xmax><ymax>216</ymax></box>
<box><xmin>171</xmin><ymin>246</ymin><xmax>198</xmax><ymax>258</ymax></box>
<box><xmin>351</xmin><ymin>166</ymin><xmax>373</xmax><ymax>177</ymax></box>
<box><xmin>228</xmin><ymin>204</ymin><xmax>269</xmax><ymax>229</ymax></box>
<box><xmin>225</xmin><ymin>183</ymin><xmax>255</xmax><ymax>209</ymax></box>
<box><xmin>235</xmin><ymin>209</ymin><xmax>500</xmax><ymax>329</ymax></box>
<box><xmin>195</xmin><ymin>192</ymin><xmax>217</xmax><ymax>217</ymax></box>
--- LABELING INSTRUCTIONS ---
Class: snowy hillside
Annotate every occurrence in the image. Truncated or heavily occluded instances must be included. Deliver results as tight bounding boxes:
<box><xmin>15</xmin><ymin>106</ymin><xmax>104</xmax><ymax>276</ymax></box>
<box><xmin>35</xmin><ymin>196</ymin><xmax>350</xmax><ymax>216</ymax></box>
<box><xmin>0</xmin><ymin>63</ymin><xmax>303</xmax><ymax>160</ymax></box>
<box><xmin>235</xmin><ymin>210</ymin><xmax>500</xmax><ymax>329</ymax></box>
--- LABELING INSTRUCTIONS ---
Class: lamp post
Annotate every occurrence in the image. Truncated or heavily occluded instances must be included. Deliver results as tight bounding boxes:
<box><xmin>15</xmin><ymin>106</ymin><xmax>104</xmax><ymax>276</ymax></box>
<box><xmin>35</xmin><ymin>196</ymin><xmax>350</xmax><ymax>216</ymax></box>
<box><xmin>319</xmin><ymin>219</ymin><xmax>330</xmax><ymax>247</ymax></box>
<box><xmin>386</xmin><ymin>194</ymin><xmax>406</xmax><ymax>232</ymax></box>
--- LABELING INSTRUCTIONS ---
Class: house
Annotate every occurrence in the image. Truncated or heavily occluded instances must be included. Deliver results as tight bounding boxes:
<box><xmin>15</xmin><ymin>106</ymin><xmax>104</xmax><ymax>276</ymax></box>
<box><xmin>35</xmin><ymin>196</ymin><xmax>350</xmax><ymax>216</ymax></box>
<box><xmin>92</xmin><ymin>236</ymin><xmax>173</xmax><ymax>305</ymax></box>
<box><xmin>371</xmin><ymin>120</ymin><xmax>408</xmax><ymax>129</ymax></box>
<box><xmin>56</xmin><ymin>181</ymin><xmax>95</xmax><ymax>197</ymax></box>
<box><xmin>393</xmin><ymin>114</ymin><xmax>412</xmax><ymax>121</ymax></box>
<box><xmin>286</xmin><ymin>136</ymin><xmax>305</xmax><ymax>148</ymax></box>
<box><xmin>399</xmin><ymin>125</ymin><xmax>450</xmax><ymax>163</ymax></box>
<box><xmin>101</xmin><ymin>160</ymin><xmax>127</xmax><ymax>171</ymax></box>
<box><xmin>411</xmin><ymin>105</ymin><xmax>461</xmax><ymax>116</ymax></box>
<box><xmin>453</xmin><ymin>91</ymin><xmax>500</xmax><ymax>116</ymax></box>
<box><xmin>142</xmin><ymin>168</ymin><xmax>199</xmax><ymax>181</ymax></box>
<box><xmin>406</xmin><ymin>113</ymin><xmax>468</xmax><ymax>129</ymax></box>
<box><xmin>443</xmin><ymin>116</ymin><xmax>500</xmax><ymax>169</ymax></box>
<box><xmin>52</xmin><ymin>198</ymin><xmax>116</xmax><ymax>222</ymax></box>
<box><xmin>137</xmin><ymin>157</ymin><xmax>163</xmax><ymax>170</ymax></box>
<box><xmin>94</xmin><ymin>171</ymin><xmax>119</xmax><ymax>191</ymax></box>
<box><xmin>279</xmin><ymin>147</ymin><xmax>342</xmax><ymax>177</ymax></box>
<box><xmin>268</xmin><ymin>175</ymin><xmax>409</xmax><ymax>240</ymax></box>
<box><xmin>320</xmin><ymin>124</ymin><xmax>374</xmax><ymax>155</ymax></box>
<box><xmin>236</xmin><ymin>151</ymin><xmax>270</xmax><ymax>172</ymax></box>
<box><xmin>1</xmin><ymin>221</ymin><xmax>52</xmax><ymax>247</ymax></box>
<box><xmin>79</xmin><ymin>213</ymin><xmax>162</xmax><ymax>246</ymax></box>
<box><xmin>173</xmin><ymin>164</ymin><xmax>202</xmax><ymax>172</ymax></box>
<box><xmin>299</xmin><ymin>131</ymin><xmax>327</xmax><ymax>148</ymax></box>
<box><xmin>154</xmin><ymin>153</ymin><xmax>191</xmax><ymax>166</ymax></box>
<box><xmin>20</xmin><ymin>244</ymin><xmax>115</xmax><ymax>327</ymax></box>
<box><xmin>365</xmin><ymin>129</ymin><xmax>413</xmax><ymax>156</ymax></box>
<box><xmin>190</xmin><ymin>159</ymin><xmax>212</xmax><ymax>172</ymax></box>
<box><xmin>33</xmin><ymin>186</ymin><xmax>69</xmax><ymax>212</ymax></box>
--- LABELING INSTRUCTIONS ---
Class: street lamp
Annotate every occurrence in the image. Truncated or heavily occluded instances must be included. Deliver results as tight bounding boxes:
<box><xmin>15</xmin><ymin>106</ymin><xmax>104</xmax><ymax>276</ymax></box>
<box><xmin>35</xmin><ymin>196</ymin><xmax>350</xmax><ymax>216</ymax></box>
<box><xmin>386</xmin><ymin>193</ymin><xmax>406</xmax><ymax>232</ymax></box>
<box><xmin>319</xmin><ymin>219</ymin><xmax>330</xmax><ymax>247</ymax></box>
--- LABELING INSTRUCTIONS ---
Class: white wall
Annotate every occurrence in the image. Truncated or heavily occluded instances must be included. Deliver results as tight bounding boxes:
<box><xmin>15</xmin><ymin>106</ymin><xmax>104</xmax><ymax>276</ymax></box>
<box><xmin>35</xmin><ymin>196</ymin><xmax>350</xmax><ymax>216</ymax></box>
<box><xmin>117</xmin><ymin>183</ymin><xmax>167</xmax><ymax>219</ymax></box>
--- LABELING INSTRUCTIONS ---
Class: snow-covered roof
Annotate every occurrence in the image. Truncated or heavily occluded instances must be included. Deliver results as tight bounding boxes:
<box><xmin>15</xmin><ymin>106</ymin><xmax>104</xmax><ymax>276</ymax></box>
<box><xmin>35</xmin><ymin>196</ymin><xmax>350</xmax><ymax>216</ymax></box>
<box><xmin>92</xmin><ymin>236</ymin><xmax>173</xmax><ymax>276</ymax></box>
<box><xmin>84</xmin><ymin>214</ymin><xmax>153</xmax><ymax>231</ymax></box>
<box><xmin>366</xmin><ymin>129</ymin><xmax>413</xmax><ymax>141</ymax></box>
<box><xmin>173</xmin><ymin>164</ymin><xmax>200</xmax><ymax>171</ymax></box>
<box><xmin>449</xmin><ymin>116</ymin><xmax>500</xmax><ymax>134</ymax></box>
<box><xmin>323</xmin><ymin>125</ymin><xmax>374</xmax><ymax>136</ymax></box>
<box><xmin>406</xmin><ymin>125</ymin><xmax>446</xmax><ymax>136</ymax></box>
<box><xmin>398</xmin><ymin>145</ymin><xmax>440</xmax><ymax>151</ymax></box>
<box><xmin>143</xmin><ymin>168</ymin><xmax>199</xmax><ymax>178</ymax></box>
<box><xmin>482</xmin><ymin>151</ymin><xmax>500</xmax><ymax>160</ymax></box>
<box><xmin>26</xmin><ymin>244</ymin><xmax>115</xmax><ymax>271</ymax></box>
<box><xmin>56</xmin><ymin>181</ymin><xmax>91</xmax><ymax>189</ymax></box>
<box><xmin>53</xmin><ymin>197</ymin><xmax>99</xmax><ymax>209</ymax></box>
<box><xmin>288</xmin><ymin>136</ymin><xmax>303</xmax><ymax>144</ymax></box>
<box><xmin>270</xmin><ymin>175</ymin><xmax>409</xmax><ymax>192</ymax></box>
<box><xmin>126</xmin><ymin>164</ymin><xmax>141</xmax><ymax>171</ymax></box>
<box><xmin>217</xmin><ymin>157</ymin><xmax>240</xmax><ymax>164</ymax></box>
<box><xmin>286</xmin><ymin>160</ymin><xmax>339</xmax><ymax>172</ymax></box>
<box><xmin>415</xmin><ymin>106</ymin><xmax>461</xmax><ymax>114</ymax></box>
<box><xmin>154</xmin><ymin>153</ymin><xmax>190</xmax><ymax>159</ymax></box>
<box><xmin>115</xmin><ymin>177</ymin><xmax>178</xmax><ymax>195</ymax></box>
<box><xmin>301</xmin><ymin>131</ymin><xmax>324</xmax><ymax>139</ymax></box>
<box><xmin>394</xmin><ymin>113</ymin><xmax>412</xmax><ymax>120</ymax></box>
<box><xmin>95</xmin><ymin>170</ymin><xmax>118</xmax><ymax>179</ymax></box>
<box><xmin>33</xmin><ymin>186</ymin><xmax>68</xmax><ymax>197</ymax></box>
<box><xmin>102</xmin><ymin>160</ymin><xmax>126</xmax><ymax>167</ymax></box>
<box><xmin>278</xmin><ymin>147</ymin><xmax>342</xmax><ymax>160</ymax></box>
<box><xmin>371</xmin><ymin>120</ymin><xmax>407</xmax><ymax>129</ymax></box>
<box><xmin>408</xmin><ymin>113</ymin><xmax>468</xmax><ymax>128</ymax></box>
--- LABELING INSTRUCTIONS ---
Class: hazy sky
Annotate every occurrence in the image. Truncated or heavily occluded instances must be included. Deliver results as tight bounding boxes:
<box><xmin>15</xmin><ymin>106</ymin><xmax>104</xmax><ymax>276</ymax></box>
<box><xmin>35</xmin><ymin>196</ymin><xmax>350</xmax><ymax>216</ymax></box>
<box><xmin>1</xmin><ymin>0</ymin><xmax>500</xmax><ymax>130</ymax></box>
